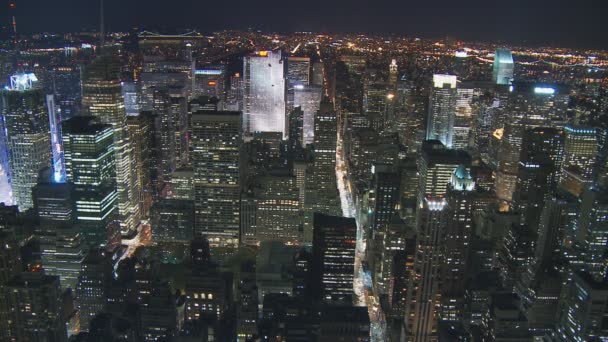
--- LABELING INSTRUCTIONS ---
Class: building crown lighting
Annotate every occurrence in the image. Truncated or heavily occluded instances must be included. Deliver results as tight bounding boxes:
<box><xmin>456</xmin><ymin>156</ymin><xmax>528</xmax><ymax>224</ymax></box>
<box><xmin>8</xmin><ymin>73</ymin><xmax>38</xmax><ymax>91</ymax></box>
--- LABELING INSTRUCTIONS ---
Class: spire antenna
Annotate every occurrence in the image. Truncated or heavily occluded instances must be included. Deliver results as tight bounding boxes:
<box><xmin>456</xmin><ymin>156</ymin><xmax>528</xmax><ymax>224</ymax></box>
<box><xmin>99</xmin><ymin>0</ymin><xmax>105</xmax><ymax>47</ymax></box>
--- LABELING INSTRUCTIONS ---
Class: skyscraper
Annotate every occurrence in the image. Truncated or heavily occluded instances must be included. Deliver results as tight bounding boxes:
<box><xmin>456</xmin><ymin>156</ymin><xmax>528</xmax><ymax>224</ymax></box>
<box><xmin>305</xmin><ymin>99</ymin><xmax>341</xmax><ymax>238</ymax></box>
<box><xmin>76</xmin><ymin>249</ymin><xmax>113</xmax><ymax>332</ymax></box>
<box><xmin>312</xmin><ymin>213</ymin><xmax>356</xmax><ymax>303</ymax></box>
<box><xmin>404</xmin><ymin>141</ymin><xmax>471</xmax><ymax>341</ymax></box>
<box><xmin>151</xmin><ymin>199</ymin><xmax>195</xmax><ymax>244</ymax></box>
<box><xmin>46</xmin><ymin>94</ymin><xmax>66</xmax><ymax>182</ymax></box>
<box><xmin>287</xmin><ymin>56</ymin><xmax>311</xmax><ymax>85</ymax></box>
<box><xmin>441</xmin><ymin>165</ymin><xmax>475</xmax><ymax>323</ymax></box>
<box><xmin>294</xmin><ymin>84</ymin><xmax>322</xmax><ymax>145</ymax></box>
<box><xmin>190</xmin><ymin>110</ymin><xmax>242</xmax><ymax>249</ymax></box>
<box><xmin>1</xmin><ymin>73</ymin><xmax>51</xmax><ymax>211</ymax></box>
<box><xmin>127</xmin><ymin>114</ymin><xmax>153</xmax><ymax>219</ymax></box>
<box><xmin>555</xmin><ymin>272</ymin><xmax>608</xmax><ymax>341</ymax></box>
<box><xmin>493</xmin><ymin>49</ymin><xmax>514</xmax><ymax>85</ymax></box>
<box><xmin>1</xmin><ymin>273</ymin><xmax>67</xmax><ymax>341</ymax></box>
<box><xmin>81</xmin><ymin>55</ymin><xmax>140</xmax><ymax>233</ymax></box>
<box><xmin>561</xmin><ymin>126</ymin><xmax>599</xmax><ymax>194</ymax></box>
<box><xmin>62</xmin><ymin>116</ymin><xmax>119</xmax><ymax>247</ymax></box>
<box><xmin>512</xmin><ymin>127</ymin><xmax>564</xmax><ymax>228</ymax></box>
<box><xmin>426</xmin><ymin>74</ymin><xmax>458</xmax><ymax>148</ymax></box>
<box><xmin>33</xmin><ymin>178</ymin><xmax>85</xmax><ymax>291</ymax></box>
<box><xmin>253</xmin><ymin>175</ymin><xmax>302</xmax><ymax>244</ymax></box>
<box><xmin>495</xmin><ymin>83</ymin><xmax>569</xmax><ymax>202</ymax></box>
<box><xmin>243</xmin><ymin>50</ymin><xmax>286</xmax><ymax>136</ymax></box>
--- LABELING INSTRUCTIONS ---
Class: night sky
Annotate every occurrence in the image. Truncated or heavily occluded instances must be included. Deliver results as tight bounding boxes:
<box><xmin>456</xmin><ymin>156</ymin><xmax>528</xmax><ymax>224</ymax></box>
<box><xmin>3</xmin><ymin>0</ymin><xmax>608</xmax><ymax>49</ymax></box>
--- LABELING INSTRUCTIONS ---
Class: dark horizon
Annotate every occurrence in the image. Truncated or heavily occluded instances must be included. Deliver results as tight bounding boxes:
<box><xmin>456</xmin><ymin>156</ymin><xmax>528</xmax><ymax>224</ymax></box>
<box><xmin>2</xmin><ymin>0</ymin><xmax>608</xmax><ymax>50</ymax></box>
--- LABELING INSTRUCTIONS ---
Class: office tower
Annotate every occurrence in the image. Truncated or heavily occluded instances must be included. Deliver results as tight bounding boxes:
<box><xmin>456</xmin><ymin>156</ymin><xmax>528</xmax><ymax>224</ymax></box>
<box><xmin>1</xmin><ymin>273</ymin><xmax>67</xmax><ymax>342</ymax></box>
<box><xmin>452</xmin><ymin>85</ymin><xmax>474</xmax><ymax>149</ymax></box>
<box><xmin>47</xmin><ymin>94</ymin><xmax>66</xmax><ymax>182</ymax></box>
<box><xmin>293</xmin><ymin>160</ymin><xmax>307</xmax><ymax>209</ymax></box>
<box><xmin>254</xmin><ymin>175</ymin><xmax>301</xmax><ymax>244</ymax></box>
<box><xmin>240</xmin><ymin>193</ymin><xmax>258</xmax><ymax>247</ymax></box>
<box><xmin>0</xmin><ymin>104</ymin><xmax>10</xmax><ymax>205</ymax></box>
<box><xmin>499</xmin><ymin>223</ymin><xmax>536</xmax><ymax>291</ymax></box>
<box><xmin>38</xmin><ymin>222</ymin><xmax>85</xmax><ymax>291</ymax></box>
<box><xmin>535</xmin><ymin>192</ymin><xmax>577</xmax><ymax>270</ymax></box>
<box><xmin>169</xmin><ymin>167</ymin><xmax>194</xmax><ymax>200</ymax></box>
<box><xmin>311</xmin><ymin>62</ymin><xmax>324</xmax><ymax>87</ymax></box>
<box><xmin>525</xmin><ymin>270</ymin><xmax>562</xmax><ymax>336</ymax></box>
<box><xmin>33</xmin><ymin>178</ymin><xmax>85</xmax><ymax>290</ymax></box>
<box><xmin>369</xmin><ymin>164</ymin><xmax>401</xmax><ymax>294</ymax></box>
<box><xmin>556</xmin><ymin>272</ymin><xmax>608</xmax><ymax>341</ymax></box>
<box><xmin>47</xmin><ymin>66</ymin><xmax>82</xmax><ymax>121</ymax></box>
<box><xmin>226</xmin><ymin>73</ymin><xmax>243</xmax><ymax>112</ymax></box>
<box><xmin>513</xmin><ymin>127</ymin><xmax>564</xmax><ymax>229</ymax></box>
<box><xmin>138</xmin><ymin>282</ymin><xmax>184</xmax><ymax>341</ymax></box>
<box><xmin>81</xmin><ymin>55</ymin><xmax>140</xmax><ymax>233</ymax></box>
<box><xmin>184</xmin><ymin>264</ymin><xmax>228</xmax><ymax>322</ymax></box>
<box><xmin>495</xmin><ymin>83</ymin><xmax>569</xmax><ymax>202</ymax></box>
<box><xmin>169</xmin><ymin>89</ymin><xmax>189</xmax><ymax>168</ymax></box>
<box><xmin>287</xmin><ymin>56</ymin><xmax>311</xmax><ymax>85</ymax></box>
<box><xmin>369</xmin><ymin>164</ymin><xmax>401</xmax><ymax>232</ymax></box>
<box><xmin>561</xmin><ymin>126</ymin><xmax>599</xmax><ymax>194</ymax></box>
<box><xmin>190</xmin><ymin>110</ymin><xmax>242</xmax><ymax>249</ymax></box>
<box><xmin>62</xmin><ymin>116</ymin><xmax>119</xmax><ymax>247</ymax></box>
<box><xmin>389</xmin><ymin>59</ymin><xmax>398</xmax><ymax>87</ymax></box>
<box><xmin>294</xmin><ymin>84</ymin><xmax>322</xmax><ymax>145</ymax></box>
<box><xmin>256</xmin><ymin>241</ymin><xmax>300</xmax><ymax>305</ymax></box>
<box><xmin>76</xmin><ymin>249</ymin><xmax>113</xmax><ymax>332</ymax></box>
<box><xmin>398</xmin><ymin>156</ymin><xmax>419</xmax><ymax>226</ymax></box>
<box><xmin>404</xmin><ymin>195</ymin><xmax>448</xmax><ymax>341</ymax></box>
<box><xmin>426</xmin><ymin>74</ymin><xmax>458</xmax><ymax>148</ymax></box>
<box><xmin>488</xmin><ymin>293</ymin><xmax>532</xmax><ymax>341</ymax></box>
<box><xmin>151</xmin><ymin>87</ymin><xmax>189</xmax><ymax>186</ymax></box>
<box><xmin>140</xmin><ymin>56</ymin><xmax>193</xmax><ymax>112</ymax></box>
<box><xmin>374</xmin><ymin>216</ymin><xmax>412</xmax><ymax>297</ymax></box>
<box><xmin>243</xmin><ymin>50</ymin><xmax>286</xmax><ymax>136</ymax></box>
<box><xmin>312</xmin><ymin>213</ymin><xmax>356</xmax><ymax>303</ymax></box>
<box><xmin>121</xmin><ymin>81</ymin><xmax>140</xmax><ymax>116</ymax></box>
<box><xmin>33</xmin><ymin>176</ymin><xmax>74</xmax><ymax>223</ymax></box>
<box><xmin>151</xmin><ymin>199</ymin><xmax>195</xmax><ymax>243</ymax></box>
<box><xmin>1</xmin><ymin>73</ymin><xmax>51</xmax><ymax>211</ymax></box>
<box><xmin>493</xmin><ymin>49</ymin><xmax>514</xmax><ymax>85</ymax></box>
<box><xmin>127</xmin><ymin>114</ymin><xmax>153</xmax><ymax>219</ymax></box>
<box><xmin>347</xmin><ymin>128</ymin><xmax>380</xmax><ymax>188</ymax></box>
<box><xmin>417</xmin><ymin>140</ymin><xmax>472</xmax><ymax>199</ymax></box>
<box><xmin>236</xmin><ymin>262</ymin><xmax>258</xmax><ymax>341</ymax></box>
<box><xmin>288</xmin><ymin>106</ymin><xmax>304</xmax><ymax>151</ymax></box>
<box><xmin>577</xmin><ymin>187</ymin><xmax>608</xmax><ymax>281</ymax></box>
<box><xmin>364</xmin><ymin>82</ymin><xmax>389</xmax><ymax>131</ymax></box>
<box><xmin>389</xmin><ymin>237</ymin><xmax>417</xmax><ymax>321</ymax></box>
<box><xmin>307</xmin><ymin>98</ymin><xmax>341</xmax><ymax>217</ymax></box>
<box><xmin>441</xmin><ymin>165</ymin><xmax>475</xmax><ymax>323</ymax></box>
<box><xmin>404</xmin><ymin>141</ymin><xmax>471</xmax><ymax>341</ymax></box>
<box><xmin>194</xmin><ymin>65</ymin><xmax>225</xmax><ymax>101</ymax></box>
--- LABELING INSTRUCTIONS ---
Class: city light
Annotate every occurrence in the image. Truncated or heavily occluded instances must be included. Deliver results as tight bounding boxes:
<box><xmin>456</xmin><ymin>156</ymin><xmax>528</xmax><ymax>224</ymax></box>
<box><xmin>534</xmin><ymin>86</ymin><xmax>556</xmax><ymax>95</ymax></box>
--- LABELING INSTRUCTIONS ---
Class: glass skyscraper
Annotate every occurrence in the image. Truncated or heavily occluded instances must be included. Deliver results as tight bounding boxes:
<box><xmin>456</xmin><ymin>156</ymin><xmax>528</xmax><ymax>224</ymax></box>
<box><xmin>426</xmin><ymin>74</ymin><xmax>458</xmax><ymax>148</ymax></box>
<box><xmin>81</xmin><ymin>55</ymin><xmax>140</xmax><ymax>233</ymax></box>
<box><xmin>493</xmin><ymin>48</ymin><xmax>514</xmax><ymax>85</ymax></box>
<box><xmin>1</xmin><ymin>73</ymin><xmax>51</xmax><ymax>211</ymax></box>
<box><xmin>62</xmin><ymin>116</ymin><xmax>119</xmax><ymax>248</ymax></box>
<box><xmin>294</xmin><ymin>84</ymin><xmax>322</xmax><ymax>145</ymax></box>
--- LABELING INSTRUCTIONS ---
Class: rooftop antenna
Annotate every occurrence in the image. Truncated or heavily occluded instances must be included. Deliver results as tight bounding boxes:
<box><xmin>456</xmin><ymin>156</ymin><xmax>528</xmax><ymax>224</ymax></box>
<box><xmin>99</xmin><ymin>0</ymin><xmax>105</xmax><ymax>48</ymax></box>
<box><xmin>9</xmin><ymin>1</ymin><xmax>20</xmax><ymax>71</ymax></box>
